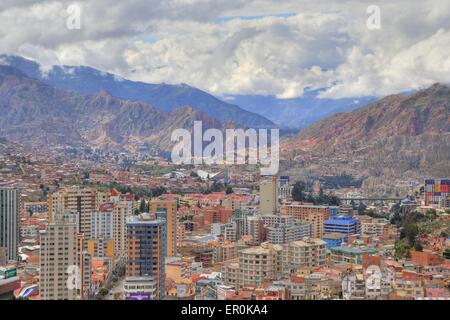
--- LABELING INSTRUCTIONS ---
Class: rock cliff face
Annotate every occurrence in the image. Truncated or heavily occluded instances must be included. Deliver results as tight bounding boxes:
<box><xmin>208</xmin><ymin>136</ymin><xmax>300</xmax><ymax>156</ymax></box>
<box><xmin>281</xmin><ymin>83</ymin><xmax>450</xmax><ymax>194</ymax></box>
<box><xmin>0</xmin><ymin>54</ymin><xmax>275</xmax><ymax>128</ymax></box>
<box><xmin>0</xmin><ymin>65</ymin><xmax>237</xmax><ymax>153</ymax></box>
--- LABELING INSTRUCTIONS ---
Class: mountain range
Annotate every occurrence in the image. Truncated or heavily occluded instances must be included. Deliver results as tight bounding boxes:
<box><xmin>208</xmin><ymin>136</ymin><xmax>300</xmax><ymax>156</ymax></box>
<box><xmin>1</xmin><ymin>57</ymin><xmax>449</xmax><ymax>196</ymax></box>
<box><xmin>281</xmin><ymin>83</ymin><xmax>450</xmax><ymax>195</ymax></box>
<box><xmin>0</xmin><ymin>55</ymin><xmax>274</xmax><ymax>129</ymax></box>
<box><xmin>0</xmin><ymin>55</ymin><xmax>381</xmax><ymax>130</ymax></box>
<box><xmin>230</xmin><ymin>93</ymin><xmax>375</xmax><ymax>129</ymax></box>
<box><xmin>0</xmin><ymin>65</ymin><xmax>237</xmax><ymax>153</ymax></box>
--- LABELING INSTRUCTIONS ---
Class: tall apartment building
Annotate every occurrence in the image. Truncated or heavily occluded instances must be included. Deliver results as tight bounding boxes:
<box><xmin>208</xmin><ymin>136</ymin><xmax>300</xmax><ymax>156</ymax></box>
<box><xmin>244</xmin><ymin>215</ymin><xmax>264</xmax><ymax>245</ymax></box>
<box><xmin>227</xmin><ymin>212</ymin><xmax>247</xmax><ymax>242</ymax></box>
<box><xmin>48</xmin><ymin>187</ymin><xmax>96</xmax><ymax>238</ymax></box>
<box><xmin>40</xmin><ymin>213</ymin><xmax>79</xmax><ymax>300</ymax></box>
<box><xmin>0</xmin><ymin>247</ymin><xmax>6</xmax><ymax>266</ymax></box>
<box><xmin>361</xmin><ymin>218</ymin><xmax>389</xmax><ymax>238</ymax></box>
<box><xmin>113</xmin><ymin>201</ymin><xmax>132</xmax><ymax>257</ymax></box>
<box><xmin>48</xmin><ymin>191</ymin><xmax>65</xmax><ymax>222</ymax></box>
<box><xmin>0</xmin><ymin>189</ymin><xmax>20</xmax><ymax>262</ymax></box>
<box><xmin>86</xmin><ymin>238</ymin><xmax>114</xmax><ymax>258</ymax></box>
<box><xmin>151</xmin><ymin>199</ymin><xmax>177</xmax><ymax>257</ymax></box>
<box><xmin>235</xmin><ymin>243</ymin><xmax>283</xmax><ymax>288</ymax></box>
<box><xmin>91</xmin><ymin>210</ymin><xmax>113</xmax><ymax>240</ymax></box>
<box><xmin>262</xmin><ymin>215</ymin><xmax>311</xmax><ymax>244</ymax></box>
<box><xmin>282</xmin><ymin>204</ymin><xmax>331</xmax><ymax>238</ymax></box>
<box><xmin>126</xmin><ymin>214</ymin><xmax>166</xmax><ymax>300</ymax></box>
<box><xmin>177</xmin><ymin>223</ymin><xmax>187</xmax><ymax>242</ymax></box>
<box><xmin>282</xmin><ymin>238</ymin><xmax>326</xmax><ymax>275</ymax></box>
<box><xmin>77</xmin><ymin>234</ymin><xmax>93</xmax><ymax>299</ymax></box>
<box><xmin>88</xmin><ymin>209</ymin><xmax>114</xmax><ymax>258</ymax></box>
<box><xmin>260</xmin><ymin>176</ymin><xmax>278</xmax><ymax>215</ymax></box>
<box><xmin>425</xmin><ymin>179</ymin><xmax>450</xmax><ymax>209</ymax></box>
<box><xmin>224</xmin><ymin>221</ymin><xmax>238</xmax><ymax>242</ymax></box>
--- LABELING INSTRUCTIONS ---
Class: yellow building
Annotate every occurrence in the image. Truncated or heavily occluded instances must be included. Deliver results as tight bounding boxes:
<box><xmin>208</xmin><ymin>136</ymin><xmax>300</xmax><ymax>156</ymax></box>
<box><xmin>166</xmin><ymin>278</ymin><xmax>196</xmax><ymax>300</ymax></box>
<box><xmin>177</xmin><ymin>224</ymin><xmax>186</xmax><ymax>242</ymax></box>
<box><xmin>87</xmin><ymin>239</ymin><xmax>114</xmax><ymax>258</ymax></box>
<box><xmin>113</xmin><ymin>203</ymin><xmax>129</xmax><ymax>257</ymax></box>
<box><xmin>166</xmin><ymin>260</ymin><xmax>190</xmax><ymax>283</ymax></box>
<box><xmin>48</xmin><ymin>187</ymin><xmax>97</xmax><ymax>238</ymax></box>
<box><xmin>282</xmin><ymin>204</ymin><xmax>330</xmax><ymax>238</ymax></box>
<box><xmin>151</xmin><ymin>199</ymin><xmax>178</xmax><ymax>257</ymax></box>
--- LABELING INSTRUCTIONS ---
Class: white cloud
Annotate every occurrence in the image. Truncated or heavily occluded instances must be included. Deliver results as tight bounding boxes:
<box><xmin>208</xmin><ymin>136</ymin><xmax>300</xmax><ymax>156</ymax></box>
<box><xmin>0</xmin><ymin>0</ymin><xmax>449</xmax><ymax>99</ymax></box>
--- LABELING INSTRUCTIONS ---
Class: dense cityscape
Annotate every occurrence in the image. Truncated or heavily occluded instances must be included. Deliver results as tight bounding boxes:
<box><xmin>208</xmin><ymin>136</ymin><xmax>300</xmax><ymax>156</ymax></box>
<box><xmin>0</xmin><ymin>0</ymin><xmax>449</xmax><ymax>308</ymax></box>
<box><xmin>1</xmin><ymin>144</ymin><xmax>449</xmax><ymax>300</ymax></box>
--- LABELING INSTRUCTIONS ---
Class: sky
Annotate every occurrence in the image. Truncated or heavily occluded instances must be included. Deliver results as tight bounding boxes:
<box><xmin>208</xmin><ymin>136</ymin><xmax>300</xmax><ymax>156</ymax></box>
<box><xmin>0</xmin><ymin>0</ymin><xmax>449</xmax><ymax>99</ymax></box>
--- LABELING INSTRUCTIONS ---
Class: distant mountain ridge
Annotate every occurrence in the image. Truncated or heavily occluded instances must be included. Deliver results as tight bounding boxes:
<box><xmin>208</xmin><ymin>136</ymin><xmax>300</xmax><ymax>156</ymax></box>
<box><xmin>230</xmin><ymin>93</ymin><xmax>375</xmax><ymax>129</ymax></box>
<box><xmin>0</xmin><ymin>55</ymin><xmax>275</xmax><ymax>128</ymax></box>
<box><xmin>282</xmin><ymin>83</ymin><xmax>450</xmax><ymax>195</ymax></box>
<box><xmin>0</xmin><ymin>65</ymin><xmax>238</xmax><ymax>153</ymax></box>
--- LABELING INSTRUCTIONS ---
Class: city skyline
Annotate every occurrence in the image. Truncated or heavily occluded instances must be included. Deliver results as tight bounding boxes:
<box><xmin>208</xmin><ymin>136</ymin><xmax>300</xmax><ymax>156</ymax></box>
<box><xmin>0</xmin><ymin>0</ymin><xmax>449</xmax><ymax>305</ymax></box>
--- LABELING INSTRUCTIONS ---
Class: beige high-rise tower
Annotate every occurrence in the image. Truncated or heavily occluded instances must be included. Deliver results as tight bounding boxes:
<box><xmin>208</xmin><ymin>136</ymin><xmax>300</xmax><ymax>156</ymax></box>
<box><xmin>113</xmin><ymin>202</ymin><xmax>132</xmax><ymax>258</ymax></box>
<box><xmin>260</xmin><ymin>176</ymin><xmax>278</xmax><ymax>215</ymax></box>
<box><xmin>48</xmin><ymin>187</ymin><xmax>97</xmax><ymax>238</ymax></box>
<box><xmin>40</xmin><ymin>213</ymin><xmax>79</xmax><ymax>300</ymax></box>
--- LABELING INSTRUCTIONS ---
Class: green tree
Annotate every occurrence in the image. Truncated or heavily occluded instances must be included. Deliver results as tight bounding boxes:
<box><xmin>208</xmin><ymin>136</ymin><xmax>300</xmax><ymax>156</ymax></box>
<box><xmin>139</xmin><ymin>200</ymin><xmax>147</xmax><ymax>213</ymax></box>
<box><xmin>390</xmin><ymin>203</ymin><xmax>402</xmax><ymax>226</ymax></box>
<box><xmin>292</xmin><ymin>181</ymin><xmax>306</xmax><ymax>201</ymax></box>
<box><xmin>152</xmin><ymin>186</ymin><xmax>167</xmax><ymax>197</ymax></box>
<box><xmin>400</xmin><ymin>223</ymin><xmax>419</xmax><ymax>246</ymax></box>
<box><xmin>305</xmin><ymin>194</ymin><xmax>316</xmax><ymax>204</ymax></box>
<box><xmin>394</xmin><ymin>238</ymin><xmax>411</xmax><ymax>259</ymax></box>
<box><xmin>444</xmin><ymin>248</ymin><xmax>450</xmax><ymax>259</ymax></box>
<box><xmin>425</xmin><ymin>209</ymin><xmax>438</xmax><ymax>221</ymax></box>
<box><xmin>358</xmin><ymin>203</ymin><xmax>367</xmax><ymax>215</ymax></box>
<box><xmin>210</xmin><ymin>182</ymin><xmax>223</xmax><ymax>192</ymax></box>
<box><xmin>414</xmin><ymin>242</ymin><xmax>423</xmax><ymax>252</ymax></box>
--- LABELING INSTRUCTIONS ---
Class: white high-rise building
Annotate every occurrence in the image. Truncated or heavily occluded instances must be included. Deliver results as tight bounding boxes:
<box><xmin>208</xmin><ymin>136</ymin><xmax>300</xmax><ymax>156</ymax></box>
<box><xmin>91</xmin><ymin>211</ymin><xmax>113</xmax><ymax>240</ymax></box>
